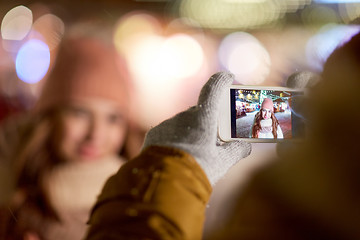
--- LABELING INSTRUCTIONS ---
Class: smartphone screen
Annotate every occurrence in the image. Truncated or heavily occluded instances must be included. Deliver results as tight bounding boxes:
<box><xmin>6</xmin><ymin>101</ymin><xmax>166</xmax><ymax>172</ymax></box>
<box><xmin>229</xmin><ymin>88</ymin><xmax>305</xmax><ymax>140</ymax></box>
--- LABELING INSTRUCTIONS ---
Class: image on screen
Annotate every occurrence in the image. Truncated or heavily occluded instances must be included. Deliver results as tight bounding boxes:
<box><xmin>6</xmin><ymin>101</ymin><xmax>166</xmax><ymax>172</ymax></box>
<box><xmin>230</xmin><ymin>88</ymin><xmax>305</xmax><ymax>139</ymax></box>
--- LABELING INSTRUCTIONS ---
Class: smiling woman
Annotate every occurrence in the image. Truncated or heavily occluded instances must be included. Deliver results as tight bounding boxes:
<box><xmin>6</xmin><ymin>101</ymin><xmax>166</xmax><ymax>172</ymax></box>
<box><xmin>250</xmin><ymin>98</ymin><xmax>284</xmax><ymax>139</ymax></box>
<box><xmin>58</xmin><ymin>98</ymin><xmax>127</xmax><ymax>162</ymax></box>
<box><xmin>0</xmin><ymin>21</ymin><xmax>132</xmax><ymax>240</ymax></box>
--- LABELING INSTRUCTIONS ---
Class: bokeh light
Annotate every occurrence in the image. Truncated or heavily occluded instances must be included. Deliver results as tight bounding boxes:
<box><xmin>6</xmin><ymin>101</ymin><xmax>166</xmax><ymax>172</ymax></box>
<box><xmin>306</xmin><ymin>24</ymin><xmax>360</xmax><ymax>71</ymax></box>
<box><xmin>127</xmin><ymin>33</ymin><xmax>204</xmax><ymax>82</ymax></box>
<box><xmin>1</xmin><ymin>5</ymin><xmax>33</xmax><ymax>41</ymax></box>
<box><xmin>32</xmin><ymin>14</ymin><xmax>65</xmax><ymax>50</ymax></box>
<box><xmin>113</xmin><ymin>12</ymin><xmax>161</xmax><ymax>57</ymax></box>
<box><xmin>113</xmin><ymin>12</ymin><xmax>208</xmax><ymax>128</ymax></box>
<box><xmin>301</xmin><ymin>5</ymin><xmax>339</xmax><ymax>26</ymax></box>
<box><xmin>160</xmin><ymin>34</ymin><xmax>204</xmax><ymax>78</ymax></box>
<box><xmin>179</xmin><ymin>0</ymin><xmax>311</xmax><ymax>30</ymax></box>
<box><xmin>338</xmin><ymin>2</ymin><xmax>360</xmax><ymax>24</ymax></box>
<box><xmin>219</xmin><ymin>32</ymin><xmax>271</xmax><ymax>85</ymax></box>
<box><xmin>15</xmin><ymin>39</ymin><xmax>50</xmax><ymax>84</ymax></box>
<box><xmin>125</xmin><ymin>32</ymin><xmax>205</xmax><ymax>127</ymax></box>
<box><xmin>314</xmin><ymin>0</ymin><xmax>360</xmax><ymax>3</ymax></box>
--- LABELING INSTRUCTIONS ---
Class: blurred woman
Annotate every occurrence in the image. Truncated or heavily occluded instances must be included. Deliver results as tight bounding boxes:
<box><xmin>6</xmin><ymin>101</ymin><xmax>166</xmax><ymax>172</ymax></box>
<box><xmin>0</xmin><ymin>22</ymin><xmax>134</xmax><ymax>240</ymax></box>
<box><xmin>251</xmin><ymin>98</ymin><xmax>283</xmax><ymax>139</ymax></box>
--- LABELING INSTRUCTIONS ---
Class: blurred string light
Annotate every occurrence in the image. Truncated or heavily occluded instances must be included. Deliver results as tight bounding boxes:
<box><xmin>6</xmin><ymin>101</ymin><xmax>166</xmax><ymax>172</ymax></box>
<box><xmin>219</xmin><ymin>32</ymin><xmax>271</xmax><ymax>85</ymax></box>
<box><xmin>1</xmin><ymin>5</ymin><xmax>32</xmax><ymax>41</ymax></box>
<box><xmin>113</xmin><ymin>12</ymin><xmax>206</xmax><ymax>127</ymax></box>
<box><xmin>15</xmin><ymin>39</ymin><xmax>50</xmax><ymax>84</ymax></box>
<box><xmin>178</xmin><ymin>0</ymin><xmax>311</xmax><ymax>30</ymax></box>
<box><xmin>306</xmin><ymin>24</ymin><xmax>360</xmax><ymax>71</ymax></box>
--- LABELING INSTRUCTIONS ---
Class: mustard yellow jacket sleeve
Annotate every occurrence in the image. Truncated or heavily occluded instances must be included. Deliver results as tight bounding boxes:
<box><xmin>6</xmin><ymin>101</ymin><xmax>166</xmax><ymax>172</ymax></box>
<box><xmin>85</xmin><ymin>146</ymin><xmax>212</xmax><ymax>240</ymax></box>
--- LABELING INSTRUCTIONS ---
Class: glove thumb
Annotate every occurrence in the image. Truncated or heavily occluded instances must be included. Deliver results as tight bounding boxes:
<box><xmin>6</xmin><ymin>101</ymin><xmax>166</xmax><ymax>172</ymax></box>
<box><xmin>219</xmin><ymin>140</ymin><xmax>252</xmax><ymax>164</ymax></box>
<box><xmin>205</xmin><ymin>140</ymin><xmax>251</xmax><ymax>185</ymax></box>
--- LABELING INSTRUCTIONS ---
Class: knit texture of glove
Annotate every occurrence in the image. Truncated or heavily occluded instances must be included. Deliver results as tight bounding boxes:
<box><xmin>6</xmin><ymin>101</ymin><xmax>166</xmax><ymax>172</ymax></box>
<box><xmin>286</xmin><ymin>71</ymin><xmax>320</xmax><ymax>121</ymax></box>
<box><xmin>277</xmin><ymin>71</ymin><xmax>320</xmax><ymax>157</ymax></box>
<box><xmin>142</xmin><ymin>72</ymin><xmax>252</xmax><ymax>186</ymax></box>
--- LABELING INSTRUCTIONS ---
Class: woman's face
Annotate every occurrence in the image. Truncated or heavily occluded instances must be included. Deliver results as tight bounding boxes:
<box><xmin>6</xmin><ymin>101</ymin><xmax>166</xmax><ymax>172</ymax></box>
<box><xmin>261</xmin><ymin>108</ymin><xmax>272</xmax><ymax>120</ymax></box>
<box><xmin>58</xmin><ymin>98</ymin><xmax>127</xmax><ymax>162</ymax></box>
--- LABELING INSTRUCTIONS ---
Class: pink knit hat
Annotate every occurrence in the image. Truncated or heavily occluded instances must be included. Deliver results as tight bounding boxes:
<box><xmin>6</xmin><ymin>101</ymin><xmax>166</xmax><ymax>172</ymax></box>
<box><xmin>35</xmin><ymin>34</ymin><xmax>130</xmax><ymax>113</ymax></box>
<box><xmin>261</xmin><ymin>98</ymin><xmax>274</xmax><ymax>111</ymax></box>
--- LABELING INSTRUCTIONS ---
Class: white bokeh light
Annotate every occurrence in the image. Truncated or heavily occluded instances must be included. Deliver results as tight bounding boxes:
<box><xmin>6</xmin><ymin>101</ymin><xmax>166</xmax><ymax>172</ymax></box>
<box><xmin>160</xmin><ymin>34</ymin><xmax>204</xmax><ymax>79</ymax></box>
<box><xmin>1</xmin><ymin>5</ymin><xmax>33</xmax><ymax>41</ymax></box>
<box><xmin>124</xmin><ymin>32</ymin><xmax>205</xmax><ymax>128</ymax></box>
<box><xmin>219</xmin><ymin>32</ymin><xmax>271</xmax><ymax>85</ymax></box>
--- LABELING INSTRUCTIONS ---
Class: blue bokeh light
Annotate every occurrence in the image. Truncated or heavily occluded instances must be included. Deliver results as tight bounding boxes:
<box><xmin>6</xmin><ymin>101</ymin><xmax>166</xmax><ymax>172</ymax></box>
<box><xmin>15</xmin><ymin>39</ymin><xmax>50</xmax><ymax>84</ymax></box>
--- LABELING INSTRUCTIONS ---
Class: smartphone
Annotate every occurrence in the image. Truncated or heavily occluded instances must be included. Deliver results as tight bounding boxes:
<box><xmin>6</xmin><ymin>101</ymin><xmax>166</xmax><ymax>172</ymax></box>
<box><xmin>218</xmin><ymin>85</ymin><xmax>306</xmax><ymax>142</ymax></box>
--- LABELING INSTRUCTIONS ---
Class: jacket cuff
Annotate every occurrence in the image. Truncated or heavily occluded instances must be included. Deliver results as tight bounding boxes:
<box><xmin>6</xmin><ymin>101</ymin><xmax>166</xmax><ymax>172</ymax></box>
<box><xmin>87</xmin><ymin>146</ymin><xmax>212</xmax><ymax>239</ymax></box>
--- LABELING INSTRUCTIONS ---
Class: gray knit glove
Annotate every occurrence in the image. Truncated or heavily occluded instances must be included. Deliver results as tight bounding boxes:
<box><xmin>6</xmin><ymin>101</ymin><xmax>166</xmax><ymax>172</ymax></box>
<box><xmin>286</xmin><ymin>70</ymin><xmax>320</xmax><ymax>121</ymax></box>
<box><xmin>277</xmin><ymin>71</ymin><xmax>320</xmax><ymax>157</ymax></box>
<box><xmin>142</xmin><ymin>72</ymin><xmax>252</xmax><ymax>186</ymax></box>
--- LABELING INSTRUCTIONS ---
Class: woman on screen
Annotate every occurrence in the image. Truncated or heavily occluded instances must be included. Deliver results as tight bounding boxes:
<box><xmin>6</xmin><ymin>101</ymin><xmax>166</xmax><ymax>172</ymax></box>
<box><xmin>251</xmin><ymin>98</ymin><xmax>283</xmax><ymax>139</ymax></box>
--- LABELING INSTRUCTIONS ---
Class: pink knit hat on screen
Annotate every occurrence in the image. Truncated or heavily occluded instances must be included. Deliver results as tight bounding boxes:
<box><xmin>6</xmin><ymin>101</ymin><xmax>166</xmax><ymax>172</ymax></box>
<box><xmin>261</xmin><ymin>98</ymin><xmax>274</xmax><ymax>111</ymax></box>
<box><xmin>35</xmin><ymin>33</ymin><xmax>130</xmax><ymax>113</ymax></box>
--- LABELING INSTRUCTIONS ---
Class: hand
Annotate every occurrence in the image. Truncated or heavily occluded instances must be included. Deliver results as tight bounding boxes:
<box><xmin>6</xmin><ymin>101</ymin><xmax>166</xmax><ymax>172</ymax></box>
<box><xmin>142</xmin><ymin>72</ymin><xmax>252</xmax><ymax>186</ymax></box>
<box><xmin>286</xmin><ymin>70</ymin><xmax>320</xmax><ymax>121</ymax></box>
<box><xmin>277</xmin><ymin>71</ymin><xmax>320</xmax><ymax>157</ymax></box>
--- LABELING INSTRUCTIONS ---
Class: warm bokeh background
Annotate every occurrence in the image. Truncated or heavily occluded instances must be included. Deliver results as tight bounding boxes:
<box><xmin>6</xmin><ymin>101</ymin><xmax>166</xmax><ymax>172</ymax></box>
<box><xmin>1</xmin><ymin>0</ymin><xmax>359</xmax><ymax>237</ymax></box>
